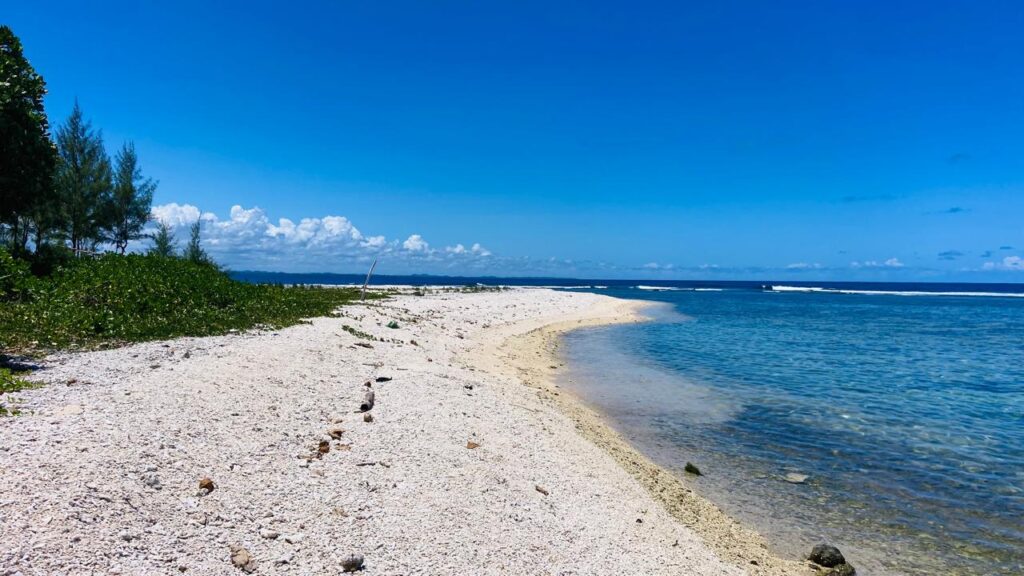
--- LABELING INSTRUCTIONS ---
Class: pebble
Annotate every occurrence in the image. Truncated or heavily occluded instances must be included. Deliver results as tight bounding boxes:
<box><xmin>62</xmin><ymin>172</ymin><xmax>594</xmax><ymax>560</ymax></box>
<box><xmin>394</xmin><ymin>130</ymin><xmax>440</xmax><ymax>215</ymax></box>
<box><xmin>142</xmin><ymin>474</ymin><xmax>162</xmax><ymax>490</ymax></box>
<box><xmin>341</xmin><ymin>553</ymin><xmax>365</xmax><ymax>572</ymax></box>
<box><xmin>785</xmin><ymin>473</ymin><xmax>809</xmax><ymax>484</ymax></box>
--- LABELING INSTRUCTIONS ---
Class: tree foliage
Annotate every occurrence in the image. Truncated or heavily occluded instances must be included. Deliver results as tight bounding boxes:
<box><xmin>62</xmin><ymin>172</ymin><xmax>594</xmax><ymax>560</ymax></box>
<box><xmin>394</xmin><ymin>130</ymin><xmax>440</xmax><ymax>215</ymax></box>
<box><xmin>3</xmin><ymin>27</ymin><xmax>160</xmax><ymax>264</ymax></box>
<box><xmin>148</xmin><ymin>221</ymin><xmax>177</xmax><ymax>257</ymax></box>
<box><xmin>54</xmin><ymin>101</ymin><xmax>113</xmax><ymax>254</ymax></box>
<box><xmin>184</xmin><ymin>219</ymin><xmax>212</xmax><ymax>265</ymax></box>
<box><xmin>106</xmin><ymin>141</ymin><xmax>156</xmax><ymax>253</ymax></box>
<box><xmin>0</xmin><ymin>25</ymin><xmax>57</xmax><ymax>253</ymax></box>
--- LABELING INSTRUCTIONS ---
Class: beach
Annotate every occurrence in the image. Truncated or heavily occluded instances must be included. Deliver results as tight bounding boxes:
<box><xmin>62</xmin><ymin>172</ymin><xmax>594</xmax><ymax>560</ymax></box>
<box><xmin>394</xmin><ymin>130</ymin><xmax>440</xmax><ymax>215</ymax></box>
<box><xmin>1</xmin><ymin>289</ymin><xmax>811</xmax><ymax>575</ymax></box>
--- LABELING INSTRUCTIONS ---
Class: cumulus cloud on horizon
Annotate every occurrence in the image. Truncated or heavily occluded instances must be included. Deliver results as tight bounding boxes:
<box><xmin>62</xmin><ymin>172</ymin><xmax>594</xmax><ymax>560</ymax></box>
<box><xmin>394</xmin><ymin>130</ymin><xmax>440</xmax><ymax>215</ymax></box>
<box><xmin>145</xmin><ymin>203</ymin><xmax>491</xmax><ymax>272</ymax></box>
<box><xmin>850</xmin><ymin>257</ymin><xmax>904</xmax><ymax>269</ymax></box>
<box><xmin>141</xmin><ymin>203</ymin><xmax>1022</xmax><ymax>278</ymax></box>
<box><xmin>982</xmin><ymin>255</ymin><xmax>1024</xmax><ymax>271</ymax></box>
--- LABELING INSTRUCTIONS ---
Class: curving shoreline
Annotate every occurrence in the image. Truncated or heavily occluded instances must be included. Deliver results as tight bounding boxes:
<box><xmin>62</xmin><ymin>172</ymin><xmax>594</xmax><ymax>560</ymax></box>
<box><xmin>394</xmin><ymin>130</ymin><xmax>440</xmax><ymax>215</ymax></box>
<box><xmin>3</xmin><ymin>288</ymin><xmax>816</xmax><ymax>575</ymax></box>
<box><xmin>462</xmin><ymin>292</ymin><xmax>813</xmax><ymax>576</ymax></box>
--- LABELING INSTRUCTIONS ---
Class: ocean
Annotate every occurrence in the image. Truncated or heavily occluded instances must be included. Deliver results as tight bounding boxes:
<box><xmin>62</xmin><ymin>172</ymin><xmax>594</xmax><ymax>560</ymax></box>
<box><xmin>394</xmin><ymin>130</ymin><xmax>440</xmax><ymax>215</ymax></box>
<box><xmin>560</xmin><ymin>283</ymin><xmax>1024</xmax><ymax>576</ymax></box>
<box><xmin>231</xmin><ymin>272</ymin><xmax>1024</xmax><ymax>575</ymax></box>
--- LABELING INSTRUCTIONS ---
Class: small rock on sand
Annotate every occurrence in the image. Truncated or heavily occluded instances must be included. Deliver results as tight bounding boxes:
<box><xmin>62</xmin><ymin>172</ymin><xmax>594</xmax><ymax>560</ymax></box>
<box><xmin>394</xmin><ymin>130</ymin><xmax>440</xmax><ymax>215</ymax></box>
<box><xmin>259</xmin><ymin>528</ymin><xmax>279</xmax><ymax>540</ymax></box>
<box><xmin>466</xmin><ymin>441</ymin><xmax>481</xmax><ymax>449</ymax></box>
<box><xmin>229</xmin><ymin>545</ymin><xmax>257</xmax><ymax>573</ymax></box>
<box><xmin>199</xmin><ymin>477</ymin><xmax>215</xmax><ymax>492</ymax></box>
<box><xmin>341</xmin><ymin>553</ymin><xmax>364</xmax><ymax>572</ymax></box>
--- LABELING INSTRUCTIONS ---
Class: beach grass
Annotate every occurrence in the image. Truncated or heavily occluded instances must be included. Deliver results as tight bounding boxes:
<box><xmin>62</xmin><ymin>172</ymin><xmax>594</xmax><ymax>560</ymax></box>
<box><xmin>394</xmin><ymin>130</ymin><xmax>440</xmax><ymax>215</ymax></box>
<box><xmin>0</xmin><ymin>253</ymin><xmax>379</xmax><ymax>355</ymax></box>
<box><xmin>0</xmin><ymin>367</ymin><xmax>38</xmax><ymax>415</ymax></box>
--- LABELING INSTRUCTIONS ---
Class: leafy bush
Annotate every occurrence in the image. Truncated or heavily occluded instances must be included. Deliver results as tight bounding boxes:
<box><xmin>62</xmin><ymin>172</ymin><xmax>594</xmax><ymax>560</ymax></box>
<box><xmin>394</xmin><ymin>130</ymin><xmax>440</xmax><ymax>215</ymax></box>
<box><xmin>0</xmin><ymin>248</ymin><xmax>41</xmax><ymax>301</ymax></box>
<box><xmin>28</xmin><ymin>243</ymin><xmax>74</xmax><ymax>276</ymax></box>
<box><xmin>0</xmin><ymin>253</ymin><xmax>378</xmax><ymax>353</ymax></box>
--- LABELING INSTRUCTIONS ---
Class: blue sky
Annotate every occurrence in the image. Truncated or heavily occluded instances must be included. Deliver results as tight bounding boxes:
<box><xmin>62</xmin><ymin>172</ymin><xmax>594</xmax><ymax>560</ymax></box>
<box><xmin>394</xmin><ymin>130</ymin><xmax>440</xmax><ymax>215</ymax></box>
<box><xmin>7</xmin><ymin>1</ymin><xmax>1024</xmax><ymax>279</ymax></box>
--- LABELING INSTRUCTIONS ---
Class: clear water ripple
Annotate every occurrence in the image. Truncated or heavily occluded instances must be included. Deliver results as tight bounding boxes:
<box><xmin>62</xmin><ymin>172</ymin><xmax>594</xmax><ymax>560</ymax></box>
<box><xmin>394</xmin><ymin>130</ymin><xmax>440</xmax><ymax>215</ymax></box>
<box><xmin>560</xmin><ymin>286</ymin><xmax>1024</xmax><ymax>576</ymax></box>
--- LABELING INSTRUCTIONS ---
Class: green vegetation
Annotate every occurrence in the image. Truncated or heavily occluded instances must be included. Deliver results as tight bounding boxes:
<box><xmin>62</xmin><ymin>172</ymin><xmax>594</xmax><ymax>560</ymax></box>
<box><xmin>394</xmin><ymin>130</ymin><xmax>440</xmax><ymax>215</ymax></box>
<box><xmin>386</xmin><ymin>320</ymin><xmax>400</xmax><ymax>329</ymax></box>
<box><xmin>0</xmin><ymin>26</ymin><xmax>378</xmax><ymax>362</ymax></box>
<box><xmin>0</xmin><ymin>251</ymin><xmax>378</xmax><ymax>355</ymax></box>
<box><xmin>3</xmin><ymin>26</ymin><xmax>161</xmax><ymax>260</ymax></box>
<box><xmin>149</xmin><ymin>221</ymin><xmax>176</xmax><ymax>258</ymax></box>
<box><xmin>0</xmin><ymin>368</ymin><xmax>37</xmax><ymax>415</ymax></box>
<box><xmin>0</xmin><ymin>26</ymin><xmax>384</xmax><ymax>416</ymax></box>
<box><xmin>0</xmin><ymin>25</ymin><xmax>56</xmax><ymax>253</ymax></box>
<box><xmin>341</xmin><ymin>324</ymin><xmax>375</xmax><ymax>340</ymax></box>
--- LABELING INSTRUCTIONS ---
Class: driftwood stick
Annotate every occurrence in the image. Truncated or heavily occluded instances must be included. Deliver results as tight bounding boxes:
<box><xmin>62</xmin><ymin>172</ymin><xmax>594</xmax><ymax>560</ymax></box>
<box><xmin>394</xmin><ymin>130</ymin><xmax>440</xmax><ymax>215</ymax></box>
<box><xmin>361</xmin><ymin>258</ymin><xmax>378</xmax><ymax>301</ymax></box>
<box><xmin>360</xmin><ymin>389</ymin><xmax>375</xmax><ymax>412</ymax></box>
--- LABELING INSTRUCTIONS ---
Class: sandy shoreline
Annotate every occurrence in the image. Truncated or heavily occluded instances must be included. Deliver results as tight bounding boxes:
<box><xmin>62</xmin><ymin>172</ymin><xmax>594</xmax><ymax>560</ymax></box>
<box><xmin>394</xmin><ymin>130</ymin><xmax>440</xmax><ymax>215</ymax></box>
<box><xmin>1</xmin><ymin>289</ymin><xmax>812</xmax><ymax>575</ymax></box>
<box><xmin>466</xmin><ymin>293</ymin><xmax>812</xmax><ymax>576</ymax></box>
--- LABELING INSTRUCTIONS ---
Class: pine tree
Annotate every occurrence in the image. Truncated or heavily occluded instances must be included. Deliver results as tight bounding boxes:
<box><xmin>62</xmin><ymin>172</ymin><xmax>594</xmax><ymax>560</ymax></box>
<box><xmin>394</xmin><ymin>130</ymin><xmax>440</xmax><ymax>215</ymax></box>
<box><xmin>105</xmin><ymin>142</ymin><xmax>156</xmax><ymax>254</ymax></box>
<box><xmin>0</xmin><ymin>25</ymin><xmax>57</xmax><ymax>254</ymax></box>
<box><xmin>54</xmin><ymin>101</ymin><xmax>113</xmax><ymax>254</ymax></box>
<box><xmin>184</xmin><ymin>219</ymin><xmax>212</xmax><ymax>265</ymax></box>
<box><xmin>148</xmin><ymin>221</ymin><xmax>176</xmax><ymax>257</ymax></box>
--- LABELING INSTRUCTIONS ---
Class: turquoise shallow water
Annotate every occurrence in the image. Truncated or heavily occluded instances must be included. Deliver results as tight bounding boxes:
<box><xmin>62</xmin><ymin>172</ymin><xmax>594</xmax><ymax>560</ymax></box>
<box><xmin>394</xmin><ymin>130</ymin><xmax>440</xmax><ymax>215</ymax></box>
<box><xmin>560</xmin><ymin>286</ymin><xmax>1024</xmax><ymax>576</ymax></box>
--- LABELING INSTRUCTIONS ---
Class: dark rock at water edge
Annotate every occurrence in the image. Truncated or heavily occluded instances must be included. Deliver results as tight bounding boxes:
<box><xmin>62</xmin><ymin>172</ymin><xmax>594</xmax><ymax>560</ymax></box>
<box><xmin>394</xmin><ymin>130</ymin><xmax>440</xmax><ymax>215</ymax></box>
<box><xmin>824</xmin><ymin>564</ymin><xmax>856</xmax><ymax>576</ymax></box>
<box><xmin>808</xmin><ymin>543</ymin><xmax>846</xmax><ymax>567</ymax></box>
<box><xmin>684</xmin><ymin>462</ymin><xmax>702</xmax><ymax>476</ymax></box>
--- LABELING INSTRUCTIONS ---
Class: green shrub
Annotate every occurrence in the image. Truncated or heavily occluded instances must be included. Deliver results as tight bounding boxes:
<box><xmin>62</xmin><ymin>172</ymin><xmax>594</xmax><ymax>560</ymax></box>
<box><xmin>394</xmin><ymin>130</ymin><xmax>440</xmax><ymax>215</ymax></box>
<box><xmin>28</xmin><ymin>243</ymin><xmax>75</xmax><ymax>276</ymax></box>
<box><xmin>0</xmin><ymin>367</ymin><xmax>36</xmax><ymax>416</ymax></box>
<box><xmin>0</xmin><ymin>253</ymin><xmax>379</xmax><ymax>353</ymax></box>
<box><xmin>0</xmin><ymin>248</ymin><xmax>41</xmax><ymax>301</ymax></box>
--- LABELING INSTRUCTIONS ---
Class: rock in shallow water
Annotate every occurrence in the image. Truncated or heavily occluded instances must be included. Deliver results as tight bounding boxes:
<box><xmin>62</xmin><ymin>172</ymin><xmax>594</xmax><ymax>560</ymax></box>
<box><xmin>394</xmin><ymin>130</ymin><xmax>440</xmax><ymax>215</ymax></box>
<box><xmin>825</xmin><ymin>563</ymin><xmax>856</xmax><ymax>576</ymax></box>
<box><xmin>785</xmin><ymin>472</ymin><xmax>808</xmax><ymax>484</ymax></box>
<box><xmin>684</xmin><ymin>462</ymin><xmax>702</xmax><ymax>476</ymax></box>
<box><xmin>808</xmin><ymin>543</ymin><xmax>846</xmax><ymax>567</ymax></box>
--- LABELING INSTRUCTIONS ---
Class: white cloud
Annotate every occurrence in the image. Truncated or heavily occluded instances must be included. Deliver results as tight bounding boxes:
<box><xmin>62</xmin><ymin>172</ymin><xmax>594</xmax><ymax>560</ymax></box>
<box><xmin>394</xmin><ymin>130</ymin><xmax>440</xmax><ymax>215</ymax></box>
<box><xmin>402</xmin><ymin>234</ymin><xmax>429</xmax><ymax>252</ymax></box>
<box><xmin>982</xmin><ymin>255</ymin><xmax>1024</xmax><ymax>271</ymax></box>
<box><xmin>850</xmin><ymin>257</ymin><xmax>904</xmax><ymax>269</ymax></box>
<box><xmin>151</xmin><ymin>202</ymin><xmax>202</xmax><ymax>227</ymax></box>
<box><xmin>140</xmin><ymin>204</ymin><xmax>491</xmax><ymax>272</ymax></box>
